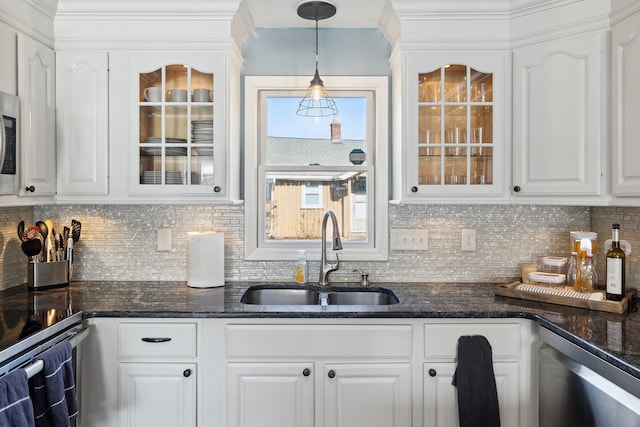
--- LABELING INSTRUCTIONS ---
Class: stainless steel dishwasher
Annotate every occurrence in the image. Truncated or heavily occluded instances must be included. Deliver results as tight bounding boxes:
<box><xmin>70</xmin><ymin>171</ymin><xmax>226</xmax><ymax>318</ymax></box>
<box><xmin>539</xmin><ymin>327</ymin><xmax>640</xmax><ymax>427</ymax></box>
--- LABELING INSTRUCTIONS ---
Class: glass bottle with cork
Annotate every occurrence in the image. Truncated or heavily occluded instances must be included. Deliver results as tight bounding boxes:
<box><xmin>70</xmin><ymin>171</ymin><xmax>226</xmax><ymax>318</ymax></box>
<box><xmin>605</xmin><ymin>223</ymin><xmax>626</xmax><ymax>301</ymax></box>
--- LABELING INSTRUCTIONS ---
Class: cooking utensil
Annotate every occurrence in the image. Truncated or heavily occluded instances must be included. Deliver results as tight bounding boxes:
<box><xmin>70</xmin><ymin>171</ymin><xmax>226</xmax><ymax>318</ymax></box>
<box><xmin>21</xmin><ymin>239</ymin><xmax>42</xmax><ymax>261</ymax></box>
<box><xmin>35</xmin><ymin>221</ymin><xmax>48</xmax><ymax>261</ymax></box>
<box><xmin>17</xmin><ymin>221</ymin><xmax>25</xmax><ymax>241</ymax></box>
<box><xmin>71</xmin><ymin>219</ymin><xmax>81</xmax><ymax>243</ymax></box>
<box><xmin>44</xmin><ymin>219</ymin><xmax>54</xmax><ymax>262</ymax></box>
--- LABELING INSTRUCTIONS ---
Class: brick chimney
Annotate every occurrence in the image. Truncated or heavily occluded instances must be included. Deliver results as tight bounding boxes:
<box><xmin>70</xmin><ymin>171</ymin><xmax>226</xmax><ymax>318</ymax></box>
<box><xmin>330</xmin><ymin>117</ymin><xmax>342</xmax><ymax>144</ymax></box>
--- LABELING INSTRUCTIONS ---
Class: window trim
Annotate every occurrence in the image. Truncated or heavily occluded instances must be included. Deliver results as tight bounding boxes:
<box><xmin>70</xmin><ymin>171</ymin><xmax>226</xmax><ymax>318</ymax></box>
<box><xmin>244</xmin><ymin>76</ymin><xmax>389</xmax><ymax>262</ymax></box>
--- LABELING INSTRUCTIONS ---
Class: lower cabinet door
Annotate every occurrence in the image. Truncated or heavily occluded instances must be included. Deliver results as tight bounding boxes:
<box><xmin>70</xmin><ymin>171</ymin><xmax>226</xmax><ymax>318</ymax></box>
<box><xmin>227</xmin><ymin>362</ymin><xmax>314</xmax><ymax>427</ymax></box>
<box><xmin>323</xmin><ymin>363</ymin><xmax>412</xmax><ymax>427</ymax></box>
<box><xmin>119</xmin><ymin>363</ymin><xmax>196</xmax><ymax>427</ymax></box>
<box><xmin>423</xmin><ymin>362</ymin><xmax>519</xmax><ymax>427</ymax></box>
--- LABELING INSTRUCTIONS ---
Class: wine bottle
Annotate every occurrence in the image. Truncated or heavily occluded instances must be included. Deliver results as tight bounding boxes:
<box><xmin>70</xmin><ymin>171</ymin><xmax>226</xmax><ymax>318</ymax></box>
<box><xmin>605</xmin><ymin>223</ymin><xmax>626</xmax><ymax>301</ymax></box>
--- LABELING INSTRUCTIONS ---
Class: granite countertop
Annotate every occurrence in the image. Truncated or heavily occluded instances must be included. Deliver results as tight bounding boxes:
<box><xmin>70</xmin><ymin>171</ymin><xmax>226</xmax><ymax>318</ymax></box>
<box><xmin>4</xmin><ymin>280</ymin><xmax>639</xmax><ymax>381</ymax></box>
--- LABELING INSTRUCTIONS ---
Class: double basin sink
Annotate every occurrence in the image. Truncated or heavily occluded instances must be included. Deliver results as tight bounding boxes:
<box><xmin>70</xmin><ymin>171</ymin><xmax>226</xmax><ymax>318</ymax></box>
<box><xmin>240</xmin><ymin>284</ymin><xmax>399</xmax><ymax>312</ymax></box>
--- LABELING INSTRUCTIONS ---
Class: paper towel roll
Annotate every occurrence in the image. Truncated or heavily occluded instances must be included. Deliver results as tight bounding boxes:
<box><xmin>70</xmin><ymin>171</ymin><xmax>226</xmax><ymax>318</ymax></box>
<box><xmin>187</xmin><ymin>232</ymin><xmax>224</xmax><ymax>288</ymax></box>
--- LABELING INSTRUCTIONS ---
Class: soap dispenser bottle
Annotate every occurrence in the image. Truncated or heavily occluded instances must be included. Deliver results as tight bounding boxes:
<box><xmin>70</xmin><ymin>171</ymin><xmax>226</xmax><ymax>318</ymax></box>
<box><xmin>295</xmin><ymin>250</ymin><xmax>308</xmax><ymax>284</ymax></box>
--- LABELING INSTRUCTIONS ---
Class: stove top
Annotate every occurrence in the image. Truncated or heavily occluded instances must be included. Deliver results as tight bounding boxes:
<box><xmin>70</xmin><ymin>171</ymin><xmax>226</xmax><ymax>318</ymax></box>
<box><xmin>0</xmin><ymin>285</ymin><xmax>82</xmax><ymax>362</ymax></box>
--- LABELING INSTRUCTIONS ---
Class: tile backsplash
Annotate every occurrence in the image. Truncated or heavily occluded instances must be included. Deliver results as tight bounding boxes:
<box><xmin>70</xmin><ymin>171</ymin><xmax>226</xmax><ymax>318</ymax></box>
<box><xmin>0</xmin><ymin>203</ymin><xmax>636</xmax><ymax>291</ymax></box>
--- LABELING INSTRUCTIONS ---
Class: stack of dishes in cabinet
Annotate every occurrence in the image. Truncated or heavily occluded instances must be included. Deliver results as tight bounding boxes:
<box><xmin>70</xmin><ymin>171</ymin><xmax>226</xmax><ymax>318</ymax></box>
<box><xmin>141</xmin><ymin>171</ymin><xmax>183</xmax><ymax>184</ymax></box>
<box><xmin>191</xmin><ymin>120</ymin><xmax>213</xmax><ymax>156</ymax></box>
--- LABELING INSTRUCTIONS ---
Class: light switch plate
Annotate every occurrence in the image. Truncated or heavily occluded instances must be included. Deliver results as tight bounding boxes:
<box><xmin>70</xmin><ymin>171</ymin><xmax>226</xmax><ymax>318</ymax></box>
<box><xmin>390</xmin><ymin>229</ymin><xmax>429</xmax><ymax>251</ymax></box>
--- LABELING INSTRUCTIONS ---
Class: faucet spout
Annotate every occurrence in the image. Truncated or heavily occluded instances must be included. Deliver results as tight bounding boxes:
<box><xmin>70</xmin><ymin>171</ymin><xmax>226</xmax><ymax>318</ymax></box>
<box><xmin>319</xmin><ymin>210</ymin><xmax>342</xmax><ymax>286</ymax></box>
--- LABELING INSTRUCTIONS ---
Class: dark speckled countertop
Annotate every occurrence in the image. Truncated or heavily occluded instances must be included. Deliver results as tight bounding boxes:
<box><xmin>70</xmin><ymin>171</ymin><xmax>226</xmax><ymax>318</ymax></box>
<box><xmin>3</xmin><ymin>280</ymin><xmax>639</xmax><ymax>382</ymax></box>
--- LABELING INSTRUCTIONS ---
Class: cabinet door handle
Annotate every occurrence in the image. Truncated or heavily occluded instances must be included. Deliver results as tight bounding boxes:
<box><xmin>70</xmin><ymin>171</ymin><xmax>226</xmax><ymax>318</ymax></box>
<box><xmin>327</xmin><ymin>369</ymin><xmax>336</xmax><ymax>379</ymax></box>
<box><xmin>428</xmin><ymin>368</ymin><xmax>437</xmax><ymax>377</ymax></box>
<box><xmin>411</xmin><ymin>186</ymin><xmax>418</xmax><ymax>193</ymax></box>
<box><xmin>25</xmin><ymin>186</ymin><xmax>35</xmax><ymax>193</ymax></box>
<box><xmin>213</xmin><ymin>186</ymin><xmax>221</xmax><ymax>193</ymax></box>
<box><xmin>303</xmin><ymin>368</ymin><xmax>311</xmax><ymax>377</ymax></box>
<box><xmin>183</xmin><ymin>369</ymin><xmax>192</xmax><ymax>377</ymax></box>
<box><xmin>141</xmin><ymin>337</ymin><xmax>172</xmax><ymax>343</ymax></box>
<box><xmin>513</xmin><ymin>186</ymin><xmax>521</xmax><ymax>193</ymax></box>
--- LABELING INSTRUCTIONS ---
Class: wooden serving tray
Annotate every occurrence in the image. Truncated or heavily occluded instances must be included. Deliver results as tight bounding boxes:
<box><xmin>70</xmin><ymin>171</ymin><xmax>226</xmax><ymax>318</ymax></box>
<box><xmin>495</xmin><ymin>281</ymin><xmax>637</xmax><ymax>314</ymax></box>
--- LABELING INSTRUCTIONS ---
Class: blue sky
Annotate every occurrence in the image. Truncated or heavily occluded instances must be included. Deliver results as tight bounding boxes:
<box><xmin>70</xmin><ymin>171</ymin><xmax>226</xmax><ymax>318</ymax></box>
<box><xmin>267</xmin><ymin>97</ymin><xmax>366</xmax><ymax>140</ymax></box>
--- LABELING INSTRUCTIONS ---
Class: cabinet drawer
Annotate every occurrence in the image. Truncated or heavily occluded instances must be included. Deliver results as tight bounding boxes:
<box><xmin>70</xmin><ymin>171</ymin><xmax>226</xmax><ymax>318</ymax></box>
<box><xmin>226</xmin><ymin>324</ymin><xmax>413</xmax><ymax>358</ymax></box>
<box><xmin>424</xmin><ymin>323</ymin><xmax>520</xmax><ymax>359</ymax></box>
<box><xmin>119</xmin><ymin>322</ymin><xmax>197</xmax><ymax>358</ymax></box>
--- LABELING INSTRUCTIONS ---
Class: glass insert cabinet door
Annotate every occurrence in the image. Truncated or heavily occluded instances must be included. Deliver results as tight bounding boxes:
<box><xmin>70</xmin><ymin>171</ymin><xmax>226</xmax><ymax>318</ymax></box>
<box><xmin>136</xmin><ymin>62</ymin><xmax>221</xmax><ymax>194</ymax></box>
<box><xmin>414</xmin><ymin>63</ymin><xmax>495</xmax><ymax>192</ymax></box>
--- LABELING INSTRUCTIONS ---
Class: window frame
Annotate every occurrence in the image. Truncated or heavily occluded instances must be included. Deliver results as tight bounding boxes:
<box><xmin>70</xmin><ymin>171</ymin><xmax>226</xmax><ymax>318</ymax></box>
<box><xmin>244</xmin><ymin>76</ymin><xmax>389</xmax><ymax>262</ymax></box>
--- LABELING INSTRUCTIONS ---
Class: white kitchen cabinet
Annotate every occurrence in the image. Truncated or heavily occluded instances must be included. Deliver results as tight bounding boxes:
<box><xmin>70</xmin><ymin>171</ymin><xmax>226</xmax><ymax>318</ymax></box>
<box><xmin>56</xmin><ymin>52</ymin><xmax>109</xmax><ymax>197</ymax></box>
<box><xmin>611</xmin><ymin>7</ymin><xmax>640</xmax><ymax>198</ymax></box>
<box><xmin>393</xmin><ymin>51</ymin><xmax>508</xmax><ymax>202</ymax></box>
<box><xmin>225</xmin><ymin>322</ymin><xmax>414</xmax><ymax>427</ymax></box>
<box><xmin>121</xmin><ymin>51</ymin><xmax>228</xmax><ymax>199</ymax></box>
<box><xmin>0</xmin><ymin>22</ymin><xmax>17</xmax><ymax>95</ymax></box>
<box><xmin>227</xmin><ymin>362</ymin><xmax>314</xmax><ymax>427</ymax></box>
<box><xmin>119</xmin><ymin>362</ymin><xmax>196</xmax><ymax>427</ymax></box>
<box><xmin>422</xmin><ymin>321</ymin><xmax>528</xmax><ymax>427</ymax></box>
<box><xmin>323</xmin><ymin>363</ymin><xmax>412</xmax><ymax>427</ymax></box>
<box><xmin>423</xmin><ymin>362</ymin><xmax>519</xmax><ymax>427</ymax></box>
<box><xmin>17</xmin><ymin>33</ymin><xmax>56</xmax><ymax>197</ymax></box>
<box><xmin>80</xmin><ymin>319</ymin><xmax>200</xmax><ymax>427</ymax></box>
<box><xmin>512</xmin><ymin>31</ymin><xmax>606</xmax><ymax>199</ymax></box>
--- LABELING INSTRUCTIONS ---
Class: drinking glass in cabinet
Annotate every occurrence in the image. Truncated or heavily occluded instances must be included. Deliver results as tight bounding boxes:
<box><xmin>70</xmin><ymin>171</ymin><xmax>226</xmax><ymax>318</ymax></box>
<box><xmin>469</xmin><ymin>69</ymin><xmax>492</xmax><ymax>103</ymax></box>
<box><xmin>444</xmin><ymin>65</ymin><xmax>467</xmax><ymax>103</ymax></box>
<box><xmin>418</xmin><ymin>70</ymin><xmax>441</xmax><ymax>103</ymax></box>
<box><xmin>191</xmin><ymin>149</ymin><xmax>214</xmax><ymax>185</ymax></box>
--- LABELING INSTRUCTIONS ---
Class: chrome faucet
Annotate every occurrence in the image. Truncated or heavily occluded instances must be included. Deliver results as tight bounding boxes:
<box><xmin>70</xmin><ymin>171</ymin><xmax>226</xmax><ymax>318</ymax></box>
<box><xmin>319</xmin><ymin>210</ymin><xmax>343</xmax><ymax>286</ymax></box>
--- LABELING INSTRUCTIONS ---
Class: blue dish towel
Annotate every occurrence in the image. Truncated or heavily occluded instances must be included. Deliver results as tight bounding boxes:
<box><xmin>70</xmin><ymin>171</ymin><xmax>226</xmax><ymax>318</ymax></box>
<box><xmin>452</xmin><ymin>335</ymin><xmax>501</xmax><ymax>427</ymax></box>
<box><xmin>0</xmin><ymin>369</ymin><xmax>35</xmax><ymax>427</ymax></box>
<box><xmin>29</xmin><ymin>341</ymin><xmax>78</xmax><ymax>427</ymax></box>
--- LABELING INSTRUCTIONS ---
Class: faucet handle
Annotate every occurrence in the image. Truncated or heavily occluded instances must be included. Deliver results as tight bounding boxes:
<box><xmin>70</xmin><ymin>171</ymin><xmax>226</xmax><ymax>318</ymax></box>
<box><xmin>353</xmin><ymin>269</ymin><xmax>370</xmax><ymax>286</ymax></box>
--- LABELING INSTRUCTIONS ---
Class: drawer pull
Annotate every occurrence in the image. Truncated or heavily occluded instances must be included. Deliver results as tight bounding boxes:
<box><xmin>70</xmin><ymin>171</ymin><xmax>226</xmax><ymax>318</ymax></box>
<box><xmin>303</xmin><ymin>368</ymin><xmax>311</xmax><ymax>377</ymax></box>
<box><xmin>141</xmin><ymin>337</ymin><xmax>172</xmax><ymax>343</ymax></box>
<box><xmin>183</xmin><ymin>369</ymin><xmax>192</xmax><ymax>377</ymax></box>
<box><xmin>327</xmin><ymin>369</ymin><xmax>336</xmax><ymax>379</ymax></box>
<box><xmin>428</xmin><ymin>368</ymin><xmax>437</xmax><ymax>377</ymax></box>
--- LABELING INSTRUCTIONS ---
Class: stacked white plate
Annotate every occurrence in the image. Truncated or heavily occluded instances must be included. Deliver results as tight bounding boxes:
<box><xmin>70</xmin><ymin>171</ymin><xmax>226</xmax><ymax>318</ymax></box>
<box><xmin>144</xmin><ymin>137</ymin><xmax>187</xmax><ymax>144</ymax></box>
<box><xmin>141</xmin><ymin>171</ymin><xmax>184</xmax><ymax>184</ymax></box>
<box><xmin>140</xmin><ymin>147</ymin><xmax>187</xmax><ymax>156</ymax></box>
<box><xmin>192</xmin><ymin>120</ymin><xmax>214</xmax><ymax>144</ymax></box>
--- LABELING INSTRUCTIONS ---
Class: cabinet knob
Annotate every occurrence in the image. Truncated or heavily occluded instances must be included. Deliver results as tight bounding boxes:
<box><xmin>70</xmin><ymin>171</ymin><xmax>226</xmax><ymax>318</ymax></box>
<box><xmin>327</xmin><ymin>369</ymin><xmax>336</xmax><ymax>379</ymax></box>
<box><xmin>183</xmin><ymin>369</ymin><xmax>191</xmax><ymax>377</ymax></box>
<box><xmin>428</xmin><ymin>368</ymin><xmax>437</xmax><ymax>377</ymax></box>
<box><xmin>303</xmin><ymin>368</ymin><xmax>311</xmax><ymax>377</ymax></box>
<box><xmin>411</xmin><ymin>186</ymin><xmax>418</xmax><ymax>193</ymax></box>
<box><xmin>25</xmin><ymin>186</ymin><xmax>35</xmax><ymax>193</ymax></box>
<box><xmin>213</xmin><ymin>186</ymin><xmax>221</xmax><ymax>193</ymax></box>
<box><xmin>513</xmin><ymin>186</ymin><xmax>521</xmax><ymax>193</ymax></box>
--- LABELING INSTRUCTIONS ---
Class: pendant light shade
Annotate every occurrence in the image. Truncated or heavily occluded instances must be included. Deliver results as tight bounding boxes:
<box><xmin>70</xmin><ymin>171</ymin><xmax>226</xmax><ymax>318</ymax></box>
<box><xmin>296</xmin><ymin>0</ymin><xmax>338</xmax><ymax>117</ymax></box>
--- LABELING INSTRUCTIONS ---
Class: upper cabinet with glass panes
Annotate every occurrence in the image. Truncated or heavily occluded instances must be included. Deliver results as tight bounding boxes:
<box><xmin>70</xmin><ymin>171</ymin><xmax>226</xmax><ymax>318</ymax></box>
<box><xmin>127</xmin><ymin>53</ymin><xmax>229</xmax><ymax>198</ymax></box>
<box><xmin>395</xmin><ymin>52</ymin><xmax>508</xmax><ymax>201</ymax></box>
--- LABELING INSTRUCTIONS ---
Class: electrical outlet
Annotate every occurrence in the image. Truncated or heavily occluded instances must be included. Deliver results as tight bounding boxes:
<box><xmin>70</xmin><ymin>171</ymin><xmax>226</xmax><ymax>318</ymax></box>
<box><xmin>390</xmin><ymin>229</ymin><xmax>429</xmax><ymax>250</ymax></box>
<box><xmin>157</xmin><ymin>228</ymin><xmax>172</xmax><ymax>251</ymax></box>
<box><xmin>462</xmin><ymin>228</ymin><xmax>476</xmax><ymax>251</ymax></box>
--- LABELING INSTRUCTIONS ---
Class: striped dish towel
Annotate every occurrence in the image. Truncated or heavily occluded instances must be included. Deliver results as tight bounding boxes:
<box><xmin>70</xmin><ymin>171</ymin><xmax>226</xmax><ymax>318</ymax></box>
<box><xmin>516</xmin><ymin>283</ymin><xmax>605</xmax><ymax>301</ymax></box>
<box><xmin>29</xmin><ymin>342</ymin><xmax>78</xmax><ymax>427</ymax></box>
<box><xmin>0</xmin><ymin>369</ymin><xmax>35</xmax><ymax>427</ymax></box>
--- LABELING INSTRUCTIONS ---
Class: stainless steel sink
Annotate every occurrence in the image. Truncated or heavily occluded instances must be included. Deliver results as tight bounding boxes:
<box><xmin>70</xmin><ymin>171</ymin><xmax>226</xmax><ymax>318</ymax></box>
<box><xmin>240</xmin><ymin>285</ymin><xmax>399</xmax><ymax>312</ymax></box>
<box><xmin>240</xmin><ymin>287</ymin><xmax>319</xmax><ymax>305</ymax></box>
<box><xmin>327</xmin><ymin>290</ymin><xmax>397</xmax><ymax>306</ymax></box>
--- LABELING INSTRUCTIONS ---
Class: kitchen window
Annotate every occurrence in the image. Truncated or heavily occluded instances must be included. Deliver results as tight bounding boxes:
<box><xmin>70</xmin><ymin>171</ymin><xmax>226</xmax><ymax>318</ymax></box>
<box><xmin>244</xmin><ymin>76</ymin><xmax>389</xmax><ymax>261</ymax></box>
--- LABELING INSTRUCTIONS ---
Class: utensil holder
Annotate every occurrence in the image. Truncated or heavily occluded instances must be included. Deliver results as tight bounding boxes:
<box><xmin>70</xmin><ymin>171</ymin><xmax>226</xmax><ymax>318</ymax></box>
<box><xmin>28</xmin><ymin>261</ymin><xmax>69</xmax><ymax>290</ymax></box>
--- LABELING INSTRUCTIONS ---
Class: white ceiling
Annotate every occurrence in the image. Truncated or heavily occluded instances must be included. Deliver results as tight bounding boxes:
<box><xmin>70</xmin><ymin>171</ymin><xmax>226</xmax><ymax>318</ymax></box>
<box><xmin>243</xmin><ymin>0</ymin><xmax>390</xmax><ymax>28</ymax></box>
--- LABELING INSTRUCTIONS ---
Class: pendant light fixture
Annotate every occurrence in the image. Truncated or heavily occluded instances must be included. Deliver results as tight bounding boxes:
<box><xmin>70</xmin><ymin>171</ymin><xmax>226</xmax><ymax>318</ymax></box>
<box><xmin>296</xmin><ymin>0</ymin><xmax>338</xmax><ymax>117</ymax></box>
